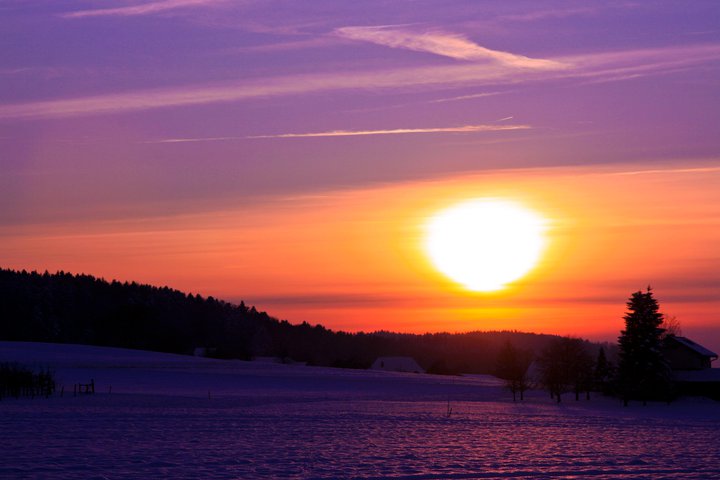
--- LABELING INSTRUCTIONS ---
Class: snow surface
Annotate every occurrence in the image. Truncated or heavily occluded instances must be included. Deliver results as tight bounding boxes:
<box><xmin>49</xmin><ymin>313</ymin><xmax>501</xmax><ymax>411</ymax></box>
<box><xmin>2</xmin><ymin>341</ymin><xmax>720</xmax><ymax>479</ymax></box>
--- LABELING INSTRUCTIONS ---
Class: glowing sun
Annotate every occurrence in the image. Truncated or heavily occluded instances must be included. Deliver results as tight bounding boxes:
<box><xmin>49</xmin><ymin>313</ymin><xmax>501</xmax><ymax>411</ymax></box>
<box><xmin>424</xmin><ymin>199</ymin><xmax>547</xmax><ymax>292</ymax></box>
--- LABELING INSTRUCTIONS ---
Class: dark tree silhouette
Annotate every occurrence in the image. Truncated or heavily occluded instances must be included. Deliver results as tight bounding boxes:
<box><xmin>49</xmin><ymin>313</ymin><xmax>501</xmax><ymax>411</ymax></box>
<box><xmin>569</xmin><ymin>342</ymin><xmax>595</xmax><ymax>401</ymax></box>
<box><xmin>0</xmin><ymin>268</ymin><xmax>604</xmax><ymax>374</ymax></box>
<box><xmin>538</xmin><ymin>337</ymin><xmax>594</xmax><ymax>403</ymax></box>
<box><xmin>0</xmin><ymin>363</ymin><xmax>55</xmax><ymax>399</ymax></box>
<box><xmin>594</xmin><ymin>347</ymin><xmax>613</xmax><ymax>394</ymax></box>
<box><xmin>617</xmin><ymin>287</ymin><xmax>672</xmax><ymax>405</ymax></box>
<box><xmin>494</xmin><ymin>340</ymin><xmax>533</xmax><ymax>401</ymax></box>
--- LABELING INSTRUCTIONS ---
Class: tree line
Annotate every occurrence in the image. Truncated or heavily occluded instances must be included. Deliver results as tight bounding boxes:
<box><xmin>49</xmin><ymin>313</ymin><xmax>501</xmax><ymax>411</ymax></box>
<box><xmin>1</xmin><ymin>268</ymin><xmax>573</xmax><ymax>374</ymax></box>
<box><xmin>494</xmin><ymin>287</ymin><xmax>678</xmax><ymax>404</ymax></box>
<box><xmin>494</xmin><ymin>336</ymin><xmax>613</xmax><ymax>403</ymax></box>
<box><xmin>0</xmin><ymin>363</ymin><xmax>55</xmax><ymax>399</ymax></box>
<box><xmin>2</xmin><ymin>269</ymin><xmax>675</xmax><ymax>403</ymax></box>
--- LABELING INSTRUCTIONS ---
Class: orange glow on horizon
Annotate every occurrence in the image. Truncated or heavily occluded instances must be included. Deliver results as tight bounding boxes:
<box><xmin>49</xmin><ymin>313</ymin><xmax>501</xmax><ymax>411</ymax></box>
<box><xmin>2</xmin><ymin>162</ymin><xmax>720</xmax><ymax>342</ymax></box>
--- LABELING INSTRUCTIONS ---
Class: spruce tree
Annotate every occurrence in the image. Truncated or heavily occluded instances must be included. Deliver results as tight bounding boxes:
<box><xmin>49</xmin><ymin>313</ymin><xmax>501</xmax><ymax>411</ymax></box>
<box><xmin>617</xmin><ymin>287</ymin><xmax>672</xmax><ymax>403</ymax></box>
<box><xmin>594</xmin><ymin>347</ymin><xmax>610</xmax><ymax>393</ymax></box>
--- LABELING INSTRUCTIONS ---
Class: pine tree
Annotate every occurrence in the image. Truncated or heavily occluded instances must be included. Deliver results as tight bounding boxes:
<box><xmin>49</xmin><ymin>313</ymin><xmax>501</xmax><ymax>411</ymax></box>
<box><xmin>594</xmin><ymin>347</ymin><xmax>610</xmax><ymax>393</ymax></box>
<box><xmin>617</xmin><ymin>287</ymin><xmax>672</xmax><ymax>404</ymax></box>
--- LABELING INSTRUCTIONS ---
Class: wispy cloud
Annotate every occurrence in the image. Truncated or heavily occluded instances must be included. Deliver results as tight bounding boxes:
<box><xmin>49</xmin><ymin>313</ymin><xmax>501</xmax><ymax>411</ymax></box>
<box><xmin>607</xmin><ymin>165</ymin><xmax>720</xmax><ymax>177</ymax></box>
<box><xmin>0</xmin><ymin>67</ymin><xmax>32</xmax><ymax>75</ymax></box>
<box><xmin>2</xmin><ymin>43</ymin><xmax>719</xmax><ymax>120</ymax></box>
<box><xmin>62</xmin><ymin>0</ymin><xmax>223</xmax><ymax>18</ymax></box>
<box><xmin>143</xmin><ymin>125</ymin><xmax>530</xmax><ymax>143</ymax></box>
<box><xmin>564</xmin><ymin>43</ymin><xmax>720</xmax><ymax>70</ymax></box>
<box><xmin>143</xmin><ymin>136</ymin><xmax>242</xmax><ymax>144</ymax></box>
<box><xmin>427</xmin><ymin>91</ymin><xmax>504</xmax><ymax>103</ymax></box>
<box><xmin>0</xmin><ymin>63</ymin><xmax>545</xmax><ymax>120</ymax></box>
<box><xmin>246</xmin><ymin>124</ymin><xmax>531</xmax><ymax>139</ymax></box>
<box><xmin>335</xmin><ymin>26</ymin><xmax>566</xmax><ymax>69</ymax></box>
<box><xmin>244</xmin><ymin>293</ymin><xmax>402</xmax><ymax>308</ymax></box>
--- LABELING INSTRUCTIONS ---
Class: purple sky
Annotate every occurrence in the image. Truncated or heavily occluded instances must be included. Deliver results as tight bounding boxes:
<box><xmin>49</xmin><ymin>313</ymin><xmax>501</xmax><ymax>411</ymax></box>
<box><xmin>2</xmin><ymin>1</ymin><xmax>719</xmax><ymax>223</ymax></box>
<box><xmin>2</xmin><ymin>1</ymin><xmax>720</xmax><ymax>346</ymax></box>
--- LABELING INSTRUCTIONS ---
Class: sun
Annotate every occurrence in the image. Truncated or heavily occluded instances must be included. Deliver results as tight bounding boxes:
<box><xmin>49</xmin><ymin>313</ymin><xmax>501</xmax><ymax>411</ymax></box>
<box><xmin>424</xmin><ymin>199</ymin><xmax>547</xmax><ymax>292</ymax></box>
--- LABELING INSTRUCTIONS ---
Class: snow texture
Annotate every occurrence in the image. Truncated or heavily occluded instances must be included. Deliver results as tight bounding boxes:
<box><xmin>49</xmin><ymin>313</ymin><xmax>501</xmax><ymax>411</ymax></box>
<box><xmin>1</xmin><ymin>342</ymin><xmax>720</xmax><ymax>479</ymax></box>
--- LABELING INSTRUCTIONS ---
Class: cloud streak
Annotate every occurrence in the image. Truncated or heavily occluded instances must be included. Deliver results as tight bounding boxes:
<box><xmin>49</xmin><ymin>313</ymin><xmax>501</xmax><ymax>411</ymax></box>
<box><xmin>62</xmin><ymin>0</ymin><xmax>222</xmax><ymax>18</ymax></box>
<box><xmin>0</xmin><ymin>63</ymin><xmax>542</xmax><ymax>120</ymax></box>
<box><xmin>427</xmin><ymin>91</ymin><xmax>504</xmax><ymax>103</ymax></box>
<box><xmin>142</xmin><ymin>125</ymin><xmax>530</xmax><ymax>143</ymax></box>
<box><xmin>335</xmin><ymin>26</ymin><xmax>566</xmax><ymax>69</ymax></box>
<box><xmin>1</xmin><ymin>43</ymin><xmax>718</xmax><ymax>120</ymax></box>
<box><xmin>246</xmin><ymin>124</ymin><xmax>531</xmax><ymax>139</ymax></box>
<box><xmin>143</xmin><ymin>136</ymin><xmax>242</xmax><ymax>144</ymax></box>
<box><xmin>607</xmin><ymin>165</ymin><xmax>720</xmax><ymax>177</ymax></box>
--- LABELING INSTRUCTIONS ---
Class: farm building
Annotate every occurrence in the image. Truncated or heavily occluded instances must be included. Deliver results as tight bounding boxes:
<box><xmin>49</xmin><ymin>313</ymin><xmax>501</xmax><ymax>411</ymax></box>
<box><xmin>664</xmin><ymin>336</ymin><xmax>718</xmax><ymax>370</ymax></box>
<box><xmin>371</xmin><ymin>357</ymin><xmax>424</xmax><ymax>373</ymax></box>
<box><xmin>664</xmin><ymin>335</ymin><xmax>720</xmax><ymax>399</ymax></box>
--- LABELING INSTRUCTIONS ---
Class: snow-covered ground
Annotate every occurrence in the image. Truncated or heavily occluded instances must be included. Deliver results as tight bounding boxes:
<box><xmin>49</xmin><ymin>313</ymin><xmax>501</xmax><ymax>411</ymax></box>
<box><xmin>1</xmin><ymin>342</ymin><xmax>719</xmax><ymax>479</ymax></box>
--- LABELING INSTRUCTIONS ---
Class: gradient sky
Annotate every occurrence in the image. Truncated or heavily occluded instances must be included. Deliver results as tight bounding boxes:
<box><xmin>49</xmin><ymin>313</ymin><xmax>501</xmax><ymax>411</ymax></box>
<box><xmin>2</xmin><ymin>1</ymin><xmax>720</xmax><ymax>350</ymax></box>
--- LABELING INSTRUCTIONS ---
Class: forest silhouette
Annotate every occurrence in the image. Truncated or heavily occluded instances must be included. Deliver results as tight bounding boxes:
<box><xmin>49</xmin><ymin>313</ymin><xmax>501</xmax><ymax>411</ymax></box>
<box><xmin>0</xmin><ymin>268</ymin><xmax>589</xmax><ymax>374</ymax></box>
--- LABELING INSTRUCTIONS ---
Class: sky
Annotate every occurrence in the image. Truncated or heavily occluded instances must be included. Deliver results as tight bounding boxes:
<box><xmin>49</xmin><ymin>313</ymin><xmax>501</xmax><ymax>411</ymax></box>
<box><xmin>2</xmin><ymin>1</ymin><xmax>720</xmax><ymax>349</ymax></box>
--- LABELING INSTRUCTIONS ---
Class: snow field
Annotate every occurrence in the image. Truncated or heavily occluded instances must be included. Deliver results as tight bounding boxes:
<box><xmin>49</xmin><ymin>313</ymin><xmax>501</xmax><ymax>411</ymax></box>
<box><xmin>1</xmin><ymin>342</ymin><xmax>719</xmax><ymax>479</ymax></box>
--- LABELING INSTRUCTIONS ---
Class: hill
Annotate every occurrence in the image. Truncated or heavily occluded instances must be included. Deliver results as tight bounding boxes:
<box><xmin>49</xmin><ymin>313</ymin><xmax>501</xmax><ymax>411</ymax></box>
<box><xmin>0</xmin><ymin>268</ymin><xmax>586</xmax><ymax>373</ymax></box>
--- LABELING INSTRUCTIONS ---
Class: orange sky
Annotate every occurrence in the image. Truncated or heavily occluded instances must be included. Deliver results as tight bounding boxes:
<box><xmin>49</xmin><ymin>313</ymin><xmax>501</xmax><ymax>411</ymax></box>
<box><xmin>4</xmin><ymin>2</ymin><xmax>720</xmax><ymax>354</ymax></box>
<box><xmin>3</xmin><ymin>161</ymin><xmax>720</xmax><ymax>345</ymax></box>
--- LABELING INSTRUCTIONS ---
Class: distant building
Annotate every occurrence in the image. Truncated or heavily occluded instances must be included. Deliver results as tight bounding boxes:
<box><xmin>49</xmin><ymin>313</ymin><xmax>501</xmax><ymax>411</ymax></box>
<box><xmin>252</xmin><ymin>356</ymin><xmax>307</xmax><ymax>366</ymax></box>
<box><xmin>664</xmin><ymin>336</ymin><xmax>718</xmax><ymax>370</ymax></box>
<box><xmin>193</xmin><ymin>347</ymin><xmax>217</xmax><ymax>357</ymax></box>
<box><xmin>664</xmin><ymin>335</ymin><xmax>720</xmax><ymax>399</ymax></box>
<box><xmin>371</xmin><ymin>356</ymin><xmax>424</xmax><ymax>373</ymax></box>
<box><xmin>663</xmin><ymin>335</ymin><xmax>718</xmax><ymax>370</ymax></box>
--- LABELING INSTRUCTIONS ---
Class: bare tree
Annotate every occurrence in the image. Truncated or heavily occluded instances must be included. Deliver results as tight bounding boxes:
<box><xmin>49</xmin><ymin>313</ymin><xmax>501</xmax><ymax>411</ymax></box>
<box><xmin>495</xmin><ymin>341</ymin><xmax>533</xmax><ymax>402</ymax></box>
<box><xmin>539</xmin><ymin>337</ymin><xmax>595</xmax><ymax>403</ymax></box>
<box><xmin>660</xmin><ymin>314</ymin><xmax>682</xmax><ymax>339</ymax></box>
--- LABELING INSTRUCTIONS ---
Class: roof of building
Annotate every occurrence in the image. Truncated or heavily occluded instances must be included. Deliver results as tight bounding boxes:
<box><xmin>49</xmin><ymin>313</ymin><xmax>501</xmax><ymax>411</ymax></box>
<box><xmin>371</xmin><ymin>356</ymin><xmax>424</xmax><ymax>373</ymax></box>
<box><xmin>668</xmin><ymin>336</ymin><xmax>718</xmax><ymax>359</ymax></box>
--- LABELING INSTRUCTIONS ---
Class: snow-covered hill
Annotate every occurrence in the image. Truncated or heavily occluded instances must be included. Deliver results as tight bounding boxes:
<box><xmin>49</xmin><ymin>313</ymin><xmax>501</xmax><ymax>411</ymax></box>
<box><xmin>1</xmin><ymin>342</ymin><xmax>719</xmax><ymax>479</ymax></box>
